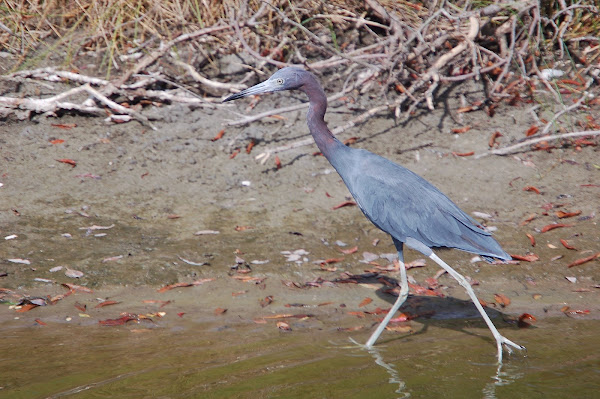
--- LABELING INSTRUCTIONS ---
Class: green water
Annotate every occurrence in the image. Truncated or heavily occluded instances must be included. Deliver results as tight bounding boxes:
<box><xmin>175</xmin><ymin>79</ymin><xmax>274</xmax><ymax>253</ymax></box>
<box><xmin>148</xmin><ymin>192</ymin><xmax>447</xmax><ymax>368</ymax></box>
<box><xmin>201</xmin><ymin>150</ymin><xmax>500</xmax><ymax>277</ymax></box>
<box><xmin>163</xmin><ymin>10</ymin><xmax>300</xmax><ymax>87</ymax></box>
<box><xmin>1</xmin><ymin>317</ymin><xmax>598</xmax><ymax>399</ymax></box>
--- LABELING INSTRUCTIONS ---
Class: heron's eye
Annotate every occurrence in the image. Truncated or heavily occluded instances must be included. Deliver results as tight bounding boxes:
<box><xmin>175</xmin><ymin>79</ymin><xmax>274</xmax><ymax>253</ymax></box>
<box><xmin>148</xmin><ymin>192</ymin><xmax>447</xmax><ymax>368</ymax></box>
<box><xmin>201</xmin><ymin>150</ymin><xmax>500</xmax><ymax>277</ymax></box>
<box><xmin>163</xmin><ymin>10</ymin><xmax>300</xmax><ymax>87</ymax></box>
<box><xmin>276</xmin><ymin>78</ymin><xmax>284</xmax><ymax>85</ymax></box>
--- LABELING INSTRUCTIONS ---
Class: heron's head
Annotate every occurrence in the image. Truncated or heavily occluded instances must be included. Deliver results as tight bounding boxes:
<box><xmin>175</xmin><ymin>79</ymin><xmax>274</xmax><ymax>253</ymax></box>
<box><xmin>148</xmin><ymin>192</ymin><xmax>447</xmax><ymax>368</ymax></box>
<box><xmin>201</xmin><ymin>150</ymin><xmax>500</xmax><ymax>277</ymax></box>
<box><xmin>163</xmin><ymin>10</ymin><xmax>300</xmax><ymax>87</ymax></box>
<box><xmin>223</xmin><ymin>67</ymin><xmax>306</xmax><ymax>102</ymax></box>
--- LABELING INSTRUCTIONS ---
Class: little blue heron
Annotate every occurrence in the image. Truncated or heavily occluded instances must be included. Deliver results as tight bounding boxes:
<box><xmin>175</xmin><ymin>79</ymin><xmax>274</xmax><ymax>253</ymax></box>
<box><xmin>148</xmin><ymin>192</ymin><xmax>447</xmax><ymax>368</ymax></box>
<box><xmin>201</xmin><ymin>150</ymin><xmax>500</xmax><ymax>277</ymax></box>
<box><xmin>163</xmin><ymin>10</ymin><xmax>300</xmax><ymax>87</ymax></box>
<box><xmin>224</xmin><ymin>67</ymin><xmax>525</xmax><ymax>363</ymax></box>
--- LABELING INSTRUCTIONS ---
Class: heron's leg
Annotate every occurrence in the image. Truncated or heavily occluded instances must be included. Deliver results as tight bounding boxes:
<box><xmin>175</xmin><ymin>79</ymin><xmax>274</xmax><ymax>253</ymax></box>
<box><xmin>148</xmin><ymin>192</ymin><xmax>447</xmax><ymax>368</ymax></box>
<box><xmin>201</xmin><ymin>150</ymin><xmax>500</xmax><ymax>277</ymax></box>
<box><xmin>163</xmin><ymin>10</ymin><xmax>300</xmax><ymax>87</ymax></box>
<box><xmin>365</xmin><ymin>239</ymin><xmax>409</xmax><ymax>348</ymax></box>
<box><xmin>428</xmin><ymin>252</ymin><xmax>525</xmax><ymax>364</ymax></box>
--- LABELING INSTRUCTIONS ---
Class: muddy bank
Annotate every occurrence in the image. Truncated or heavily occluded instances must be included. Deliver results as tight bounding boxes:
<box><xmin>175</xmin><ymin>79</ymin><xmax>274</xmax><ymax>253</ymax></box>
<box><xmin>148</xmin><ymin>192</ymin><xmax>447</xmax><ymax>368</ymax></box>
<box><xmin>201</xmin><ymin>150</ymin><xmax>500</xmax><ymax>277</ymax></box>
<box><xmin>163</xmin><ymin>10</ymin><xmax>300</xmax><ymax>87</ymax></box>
<box><xmin>1</xmin><ymin>77</ymin><xmax>599</xmax><ymax>335</ymax></box>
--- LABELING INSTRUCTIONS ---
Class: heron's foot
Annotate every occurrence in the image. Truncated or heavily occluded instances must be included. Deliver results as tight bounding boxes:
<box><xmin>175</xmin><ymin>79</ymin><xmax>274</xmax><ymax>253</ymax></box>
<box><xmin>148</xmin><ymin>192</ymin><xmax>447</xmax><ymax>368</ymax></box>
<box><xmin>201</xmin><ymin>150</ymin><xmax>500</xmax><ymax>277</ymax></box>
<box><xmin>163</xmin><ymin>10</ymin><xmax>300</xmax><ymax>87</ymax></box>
<box><xmin>496</xmin><ymin>335</ymin><xmax>526</xmax><ymax>363</ymax></box>
<box><xmin>349</xmin><ymin>337</ymin><xmax>370</xmax><ymax>349</ymax></box>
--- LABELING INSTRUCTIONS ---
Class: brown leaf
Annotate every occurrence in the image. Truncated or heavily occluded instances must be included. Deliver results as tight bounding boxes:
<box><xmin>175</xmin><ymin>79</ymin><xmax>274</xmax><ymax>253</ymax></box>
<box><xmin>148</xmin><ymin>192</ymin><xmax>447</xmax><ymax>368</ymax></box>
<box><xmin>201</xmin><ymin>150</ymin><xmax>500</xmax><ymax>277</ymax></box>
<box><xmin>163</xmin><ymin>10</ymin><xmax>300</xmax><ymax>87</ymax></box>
<box><xmin>526</xmin><ymin>233</ymin><xmax>536</xmax><ymax>247</ymax></box>
<box><xmin>229</xmin><ymin>149</ymin><xmax>239</xmax><ymax>159</ymax></box>
<box><xmin>510</xmin><ymin>253</ymin><xmax>539</xmax><ymax>262</ymax></box>
<box><xmin>560</xmin><ymin>239</ymin><xmax>577</xmax><ymax>250</ymax></box>
<box><xmin>74</xmin><ymin>302</ymin><xmax>87</xmax><ymax>312</ymax></box>
<box><xmin>348</xmin><ymin>311</ymin><xmax>366</xmax><ymax>318</ymax></box>
<box><xmin>332</xmin><ymin>201</ymin><xmax>356</xmax><ymax>210</ymax></box>
<box><xmin>57</xmin><ymin>159</ymin><xmax>77</xmax><ymax>167</ymax></box>
<box><xmin>157</xmin><ymin>278</ymin><xmax>214</xmax><ymax>293</ymax></box>
<box><xmin>234</xmin><ymin>225</ymin><xmax>254</xmax><ymax>231</ymax></box>
<box><xmin>567</xmin><ymin>252</ymin><xmax>600</xmax><ymax>268</ymax></box>
<box><xmin>320</xmin><ymin>257</ymin><xmax>344</xmax><ymax>264</ymax></box>
<box><xmin>62</xmin><ymin>283</ymin><xmax>93</xmax><ymax>293</ymax></box>
<box><xmin>488</xmin><ymin>131</ymin><xmax>503</xmax><ymax>148</ymax></box>
<box><xmin>452</xmin><ymin>126</ymin><xmax>471</xmax><ymax>134</ymax></box>
<box><xmin>451</xmin><ymin>151</ymin><xmax>475</xmax><ymax>157</ymax></box>
<box><xmin>51</xmin><ymin>123</ymin><xmax>77</xmax><ymax>129</ymax></box>
<box><xmin>35</xmin><ymin>318</ymin><xmax>47</xmax><ymax>326</ymax></box>
<box><xmin>276</xmin><ymin>321</ymin><xmax>292</xmax><ymax>331</ymax></box>
<box><xmin>16</xmin><ymin>303</ymin><xmax>39</xmax><ymax>312</ymax></box>
<box><xmin>525</xmin><ymin>125</ymin><xmax>539</xmax><ymax>137</ymax></box>
<box><xmin>520</xmin><ymin>214</ymin><xmax>537</xmax><ymax>226</ymax></box>
<box><xmin>518</xmin><ymin>313</ymin><xmax>536</xmax><ymax>328</ymax></box>
<box><xmin>211</xmin><ymin>129</ymin><xmax>225</xmax><ymax>141</ymax></box>
<box><xmin>523</xmin><ymin>186</ymin><xmax>541</xmax><ymax>194</ymax></box>
<box><xmin>214</xmin><ymin>308</ymin><xmax>227</xmax><ymax>315</ymax></box>
<box><xmin>95</xmin><ymin>300</ymin><xmax>120</xmax><ymax>308</ymax></box>
<box><xmin>99</xmin><ymin>314</ymin><xmax>139</xmax><ymax>326</ymax></box>
<box><xmin>259</xmin><ymin>295</ymin><xmax>274</xmax><ymax>307</ymax></box>
<box><xmin>339</xmin><ymin>246</ymin><xmax>358</xmax><ymax>255</ymax></box>
<box><xmin>246</xmin><ymin>139</ymin><xmax>255</xmax><ymax>154</ymax></box>
<box><xmin>274</xmin><ymin>156</ymin><xmax>282</xmax><ymax>169</ymax></box>
<box><xmin>50</xmin><ymin>139</ymin><xmax>65</xmax><ymax>144</ymax></box>
<box><xmin>541</xmin><ymin>223</ymin><xmax>574</xmax><ymax>233</ymax></box>
<box><xmin>494</xmin><ymin>293</ymin><xmax>511</xmax><ymax>307</ymax></box>
<box><xmin>384</xmin><ymin>325</ymin><xmax>413</xmax><ymax>333</ymax></box>
<box><xmin>358</xmin><ymin>297</ymin><xmax>372</xmax><ymax>307</ymax></box>
<box><xmin>555</xmin><ymin>210</ymin><xmax>581</xmax><ymax>219</ymax></box>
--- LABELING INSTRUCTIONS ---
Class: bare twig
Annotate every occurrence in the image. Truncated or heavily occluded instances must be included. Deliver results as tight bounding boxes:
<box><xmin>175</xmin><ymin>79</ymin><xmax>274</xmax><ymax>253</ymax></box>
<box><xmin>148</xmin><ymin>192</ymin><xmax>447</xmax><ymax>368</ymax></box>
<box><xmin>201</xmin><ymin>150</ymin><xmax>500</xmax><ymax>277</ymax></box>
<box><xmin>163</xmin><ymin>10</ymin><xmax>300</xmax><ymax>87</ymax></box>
<box><xmin>475</xmin><ymin>130</ymin><xmax>600</xmax><ymax>158</ymax></box>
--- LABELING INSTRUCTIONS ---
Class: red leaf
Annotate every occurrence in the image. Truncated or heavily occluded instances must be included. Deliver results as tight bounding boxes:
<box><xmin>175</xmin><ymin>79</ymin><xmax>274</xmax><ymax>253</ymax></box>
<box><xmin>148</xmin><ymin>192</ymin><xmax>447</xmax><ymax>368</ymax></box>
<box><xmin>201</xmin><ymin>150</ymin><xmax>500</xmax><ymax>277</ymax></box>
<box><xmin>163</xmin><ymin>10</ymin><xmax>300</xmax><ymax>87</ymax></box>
<box><xmin>157</xmin><ymin>278</ymin><xmax>214</xmax><ymax>293</ymax></box>
<box><xmin>332</xmin><ymin>201</ymin><xmax>356</xmax><ymax>210</ymax></box>
<box><xmin>540</xmin><ymin>223</ymin><xmax>573</xmax><ymax>233</ymax></box>
<box><xmin>494</xmin><ymin>293</ymin><xmax>511</xmax><ymax>307</ymax></box>
<box><xmin>339</xmin><ymin>246</ymin><xmax>358</xmax><ymax>255</ymax></box>
<box><xmin>452</xmin><ymin>126</ymin><xmax>471</xmax><ymax>134</ymax></box>
<box><xmin>57</xmin><ymin>159</ymin><xmax>77</xmax><ymax>167</ymax></box>
<box><xmin>95</xmin><ymin>300</ymin><xmax>120</xmax><ymax>308</ymax></box>
<box><xmin>50</xmin><ymin>139</ymin><xmax>65</xmax><ymax>144</ymax></box>
<box><xmin>526</xmin><ymin>233</ymin><xmax>536</xmax><ymax>247</ymax></box>
<box><xmin>559</xmin><ymin>239</ymin><xmax>577</xmax><ymax>250</ymax></box>
<box><xmin>358</xmin><ymin>297</ymin><xmax>372</xmax><ymax>307</ymax></box>
<box><xmin>567</xmin><ymin>252</ymin><xmax>600</xmax><ymax>268</ymax></box>
<box><xmin>259</xmin><ymin>295</ymin><xmax>274</xmax><ymax>307</ymax></box>
<box><xmin>510</xmin><ymin>253</ymin><xmax>539</xmax><ymax>262</ymax></box>
<box><xmin>489</xmin><ymin>131</ymin><xmax>503</xmax><ymax>148</ymax></box>
<box><xmin>246</xmin><ymin>139</ymin><xmax>255</xmax><ymax>154</ymax></box>
<box><xmin>51</xmin><ymin>123</ymin><xmax>77</xmax><ymax>129</ymax></box>
<box><xmin>275</xmin><ymin>155</ymin><xmax>282</xmax><ymax>169</ymax></box>
<box><xmin>518</xmin><ymin>313</ymin><xmax>536</xmax><ymax>328</ymax></box>
<box><xmin>35</xmin><ymin>318</ymin><xmax>47</xmax><ymax>326</ymax></box>
<box><xmin>555</xmin><ymin>210</ymin><xmax>581</xmax><ymax>219</ymax></box>
<box><xmin>211</xmin><ymin>129</ymin><xmax>225</xmax><ymax>141</ymax></box>
<box><xmin>523</xmin><ymin>186</ymin><xmax>541</xmax><ymax>194</ymax></box>
<box><xmin>525</xmin><ymin>125</ymin><xmax>539</xmax><ymax>137</ymax></box>
<box><xmin>451</xmin><ymin>151</ymin><xmax>474</xmax><ymax>157</ymax></box>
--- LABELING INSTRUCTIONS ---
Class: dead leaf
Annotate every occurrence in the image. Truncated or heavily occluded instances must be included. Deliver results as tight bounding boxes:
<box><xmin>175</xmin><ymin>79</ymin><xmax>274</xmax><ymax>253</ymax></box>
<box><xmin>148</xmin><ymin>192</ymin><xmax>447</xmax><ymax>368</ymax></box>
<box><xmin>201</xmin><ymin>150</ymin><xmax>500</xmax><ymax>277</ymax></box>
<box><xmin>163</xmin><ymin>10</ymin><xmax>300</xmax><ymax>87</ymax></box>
<box><xmin>523</xmin><ymin>186</ymin><xmax>541</xmax><ymax>194</ymax></box>
<box><xmin>74</xmin><ymin>302</ymin><xmax>86</xmax><ymax>312</ymax></box>
<box><xmin>211</xmin><ymin>129</ymin><xmax>225</xmax><ymax>141</ymax></box>
<box><xmin>157</xmin><ymin>278</ymin><xmax>214</xmax><ymax>293</ymax></box>
<box><xmin>556</xmin><ymin>210</ymin><xmax>582</xmax><ymax>219</ymax></box>
<box><xmin>246</xmin><ymin>139</ymin><xmax>255</xmax><ymax>154</ymax></box>
<box><xmin>541</xmin><ymin>223</ymin><xmax>574</xmax><ymax>233</ymax></box>
<box><xmin>348</xmin><ymin>311</ymin><xmax>366</xmax><ymax>318</ymax></box>
<box><xmin>451</xmin><ymin>151</ymin><xmax>475</xmax><ymax>157</ymax></box>
<box><xmin>259</xmin><ymin>295</ymin><xmax>274</xmax><ymax>307</ymax></box>
<box><xmin>62</xmin><ymin>283</ymin><xmax>93</xmax><ymax>293</ymax></box>
<box><xmin>214</xmin><ymin>308</ymin><xmax>227</xmax><ymax>315</ymax></box>
<box><xmin>567</xmin><ymin>252</ymin><xmax>600</xmax><ymax>268</ymax></box>
<box><xmin>384</xmin><ymin>325</ymin><xmax>413</xmax><ymax>333</ymax></box>
<box><xmin>560</xmin><ymin>239</ymin><xmax>577</xmax><ymax>250</ymax></box>
<box><xmin>51</xmin><ymin>123</ymin><xmax>77</xmax><ymax>129</ymax></box>
<box><xmin>489</xmin><ymin>131</ymin><xmax>503</xmax><ymax>148</ymax></box>
<box><xmin>277</xmin><ymin>321</ymin><xmax>292</xmax><ymax>331</ymax></box>
<box><xmin>234</xmin><ymin>225</ymin><xmax>254</xmax><ymax>231</ymax></box>
<box><xmin>65</xmin><ymin>268</ymin><xmax>84</xmax><ymax>278</ymax></box>
<box><xmin>339</xmin><ymin>246</ymin><xmax>358</xmax><ymax>255</ymax></box>
<box><xmin>35</xmin><ymin>318</ymin><xmax>47</xmax><ymax>326</ymax></box>
<box><xmin>358</xmin><ymin>297</ymin><xmax>372</xmax><ymax>307</ymax></box>
<box><xmin>50</xmin><ymin>139</ymin><xmax>65</xmax><ymax>144</ymax></box>
<box><xmin>525</xmin><ymin>125</ymin><xmax>539</xmax><ymax>137</ymax></box>
<box><xmin>520</xmin><ymin>214</ymin><xmax>537</xmax><ymax>226</ymax></box>
<box><xmin>518</xmin><ymin>313</ymin><xmax>536</xmax><ymax>328</ymax></box>
<box><xmin>510</xmin><ymin>253</ymin><xmax>539</xmax><ymax>262</ymax></box>
<box><xmin>95</xmin><ymin>300</ymin><xmax>120</xmax><ymax>308</ymax></box>
<box><xmin>57</xmin><ymin>159</ymin><xmax>77</xmax><ymax>167</ymax></box>
<box><xmin>332</xmin><ymin>201</ymin><xmax>356</xmax><ymax>210</ymax></box>
<box><xmin>275</xmin><ymin>156</ymin><xmax>282</xmax><ymax>169</ymax></box>
<box><xmin>494</xmin><ymin>293</ymin><xmax>511</xmax><ymax>307</ymax></box>
<box><xmin>452</xmin><ymin>126</ymin><xmax>471</xmax><ymax>134</ymax></box>
<box><xmin>526</xmin><ymin>233</ymin><xmax>536</xmax><ymax>247</ymax></box>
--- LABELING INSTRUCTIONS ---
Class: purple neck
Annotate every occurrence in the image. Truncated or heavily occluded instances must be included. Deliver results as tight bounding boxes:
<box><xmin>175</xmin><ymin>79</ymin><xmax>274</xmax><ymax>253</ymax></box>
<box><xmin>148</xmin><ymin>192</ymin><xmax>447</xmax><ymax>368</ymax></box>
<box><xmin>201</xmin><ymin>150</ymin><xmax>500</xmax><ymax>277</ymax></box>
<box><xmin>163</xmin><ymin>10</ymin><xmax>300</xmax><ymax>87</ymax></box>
<box><xmin>301</xmin><ymin>78</ymin><xmax>340</xmax><ymax>159</ymax></box>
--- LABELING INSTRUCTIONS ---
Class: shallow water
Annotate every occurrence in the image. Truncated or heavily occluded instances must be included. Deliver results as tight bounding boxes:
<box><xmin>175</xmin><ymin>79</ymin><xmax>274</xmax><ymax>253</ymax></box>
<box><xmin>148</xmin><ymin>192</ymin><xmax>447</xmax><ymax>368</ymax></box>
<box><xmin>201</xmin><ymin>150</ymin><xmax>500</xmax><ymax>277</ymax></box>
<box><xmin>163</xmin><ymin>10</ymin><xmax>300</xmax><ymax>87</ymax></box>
<box><xmin>1</xmin><ymin>316</ymin><xmax>598</xmax><ymax>399</ymax></box>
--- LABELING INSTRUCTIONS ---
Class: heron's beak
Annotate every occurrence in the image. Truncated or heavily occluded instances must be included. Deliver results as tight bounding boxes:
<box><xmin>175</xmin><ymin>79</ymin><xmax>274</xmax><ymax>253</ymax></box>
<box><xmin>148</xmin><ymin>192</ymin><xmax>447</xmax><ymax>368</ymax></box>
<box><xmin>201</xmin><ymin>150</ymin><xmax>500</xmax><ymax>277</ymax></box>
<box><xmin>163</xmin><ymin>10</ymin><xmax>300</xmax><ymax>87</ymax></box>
<box><xmin>223</xmin><ymin>79</ymin><xmax>278</xmax><ymax>102</ymax></box>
